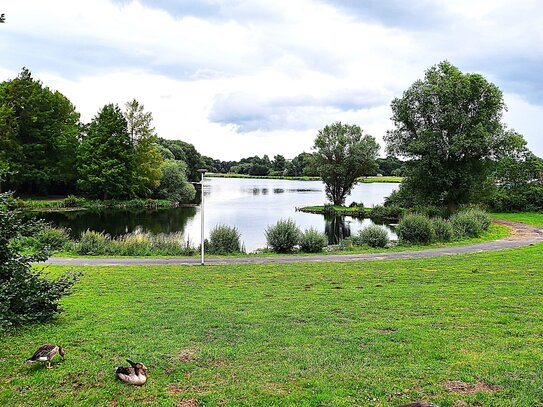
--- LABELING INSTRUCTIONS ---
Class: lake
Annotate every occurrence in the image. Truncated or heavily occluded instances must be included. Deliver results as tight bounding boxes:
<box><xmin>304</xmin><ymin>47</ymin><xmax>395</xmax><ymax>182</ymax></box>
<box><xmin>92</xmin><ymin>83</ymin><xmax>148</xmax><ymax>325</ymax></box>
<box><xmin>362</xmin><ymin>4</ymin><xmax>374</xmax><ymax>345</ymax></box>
<box><xmin>32</xmin><ymin>177</ymin><xmax>399</xmax><ymax>252</ymax></box>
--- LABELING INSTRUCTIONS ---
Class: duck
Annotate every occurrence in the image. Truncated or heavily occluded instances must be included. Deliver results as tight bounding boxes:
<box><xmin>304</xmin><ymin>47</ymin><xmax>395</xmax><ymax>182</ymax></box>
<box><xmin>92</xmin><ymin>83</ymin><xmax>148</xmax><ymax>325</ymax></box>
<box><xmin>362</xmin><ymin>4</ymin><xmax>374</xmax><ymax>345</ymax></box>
<box><xmin>26</xmin><ymin>344</ymin><xmax>65</xmax><ymax>369</ymax></box>
<box><xmin>115</xmin><ymin>359</ymin><xmax>148</xmax><ymax>386</ymax></box>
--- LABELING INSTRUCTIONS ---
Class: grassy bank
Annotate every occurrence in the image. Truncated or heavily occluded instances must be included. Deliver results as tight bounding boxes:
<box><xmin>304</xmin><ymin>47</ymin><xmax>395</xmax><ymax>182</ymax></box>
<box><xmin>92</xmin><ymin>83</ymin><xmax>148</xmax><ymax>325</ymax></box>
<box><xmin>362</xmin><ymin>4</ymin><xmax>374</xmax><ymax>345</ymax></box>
<box><xmin>206</xmin><ymin>173</ymin><xmax>403</xmax><ymax>183</ymax></box>
<box><xmin>299</xmin><ymin>205</ymin><xmax>372</xmax><ymax>217</ymax></box>
<box><xmin>18</xmin><ymin>197</ymin><xmax>180</xmax><ymax>211</ymax></box>
<box><xmin>490</xmin><ymin>212</ymin><xmax>543</xmax><ymax>227</ymax></box>
<box><xmin>2</xmin><ymin>243</ymin><xmax>543</xmax><ymax>406</ymax></box>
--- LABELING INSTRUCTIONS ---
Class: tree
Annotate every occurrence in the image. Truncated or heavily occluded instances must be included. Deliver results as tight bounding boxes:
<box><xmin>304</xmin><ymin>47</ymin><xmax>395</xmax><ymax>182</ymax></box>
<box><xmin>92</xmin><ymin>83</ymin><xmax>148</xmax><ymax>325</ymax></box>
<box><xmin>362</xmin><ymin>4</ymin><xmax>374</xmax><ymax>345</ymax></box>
<box><xmin>124</xmin><ymin>99</ymin><xmax>163</xmax><ymax>197</ymax></box>
<box><xmin>0</xmin><ymin>192</ymin><xmax>79</xmax><ymax>331</ymax></box>
<box><xmin>311</xmin><ymin>122</ymin><xmax>379</xmax><ymax>205</ymax></box>
<box><xmin>385</xmin><ymin>61</ymin><xmax>508</xmax><ymax>212</ymax></box>
<box><xmin>157</xmin><ymin>138</ymin><xmax>204</xmax><ymax>182</ymax></box>
<box><xmin>157</xmin><ymin>160</ymin><xmax>196</xmax><ymax>202</ymax></box>
<box><xmin>0</xmin><ymin>68</ymin><xmax>80</xmax><ymax>194</ymax></box>
<box><xmin>272</xmin><ymin>154</ymin><xmax>286</xmax><ymax>172</ymax></box>
<box><xmin>77</xmin><ymin>104</ymin><xmax>134</xmax><ymax>199</ymax></box>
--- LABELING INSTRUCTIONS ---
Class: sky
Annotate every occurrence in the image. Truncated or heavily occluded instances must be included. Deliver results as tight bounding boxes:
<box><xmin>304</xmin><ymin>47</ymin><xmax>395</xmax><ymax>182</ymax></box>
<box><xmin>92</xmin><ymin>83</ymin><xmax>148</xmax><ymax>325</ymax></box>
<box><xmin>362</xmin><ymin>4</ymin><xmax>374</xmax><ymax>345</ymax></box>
<box><xmin>1</xmin><ymin>0</ymin><xmax>542</xmax><ymax>160</ymax></box>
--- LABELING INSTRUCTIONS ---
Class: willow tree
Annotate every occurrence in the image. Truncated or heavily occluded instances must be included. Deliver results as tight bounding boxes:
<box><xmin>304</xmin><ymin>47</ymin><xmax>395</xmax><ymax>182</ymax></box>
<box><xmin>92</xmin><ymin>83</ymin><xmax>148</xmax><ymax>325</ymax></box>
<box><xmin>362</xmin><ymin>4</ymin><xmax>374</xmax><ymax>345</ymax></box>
<box><xmin>311</xmin><ymin>122</ymin><xmax>379</xmax><ymax>205</ymax></box>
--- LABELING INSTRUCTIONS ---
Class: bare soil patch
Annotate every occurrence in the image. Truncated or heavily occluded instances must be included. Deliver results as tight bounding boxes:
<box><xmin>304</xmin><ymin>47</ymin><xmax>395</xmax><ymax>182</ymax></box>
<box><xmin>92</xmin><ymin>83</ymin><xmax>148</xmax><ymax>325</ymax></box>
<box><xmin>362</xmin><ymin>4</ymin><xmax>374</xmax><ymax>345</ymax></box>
<box><xmin>441</xmin><ymin>380</ymin><xmax>500</xmax><ymax>395</ymax></box>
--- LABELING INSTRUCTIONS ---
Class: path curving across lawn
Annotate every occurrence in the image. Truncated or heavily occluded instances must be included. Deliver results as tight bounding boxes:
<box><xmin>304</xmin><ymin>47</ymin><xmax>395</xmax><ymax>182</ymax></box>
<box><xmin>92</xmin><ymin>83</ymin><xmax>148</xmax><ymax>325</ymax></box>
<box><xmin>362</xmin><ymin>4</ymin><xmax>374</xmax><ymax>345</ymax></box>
<box><xmin>44</xmin><ymin>219</ymin><xmax>543</xmax><ymax>266</ymax></box>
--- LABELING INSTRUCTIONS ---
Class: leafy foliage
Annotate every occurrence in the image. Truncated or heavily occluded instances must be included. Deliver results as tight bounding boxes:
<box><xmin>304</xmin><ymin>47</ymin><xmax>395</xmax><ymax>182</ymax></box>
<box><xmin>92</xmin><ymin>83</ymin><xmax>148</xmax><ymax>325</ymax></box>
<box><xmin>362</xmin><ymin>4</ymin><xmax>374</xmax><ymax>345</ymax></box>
<box><xmin>396</xmin><ymin>214</ymin><xmax>435</xmax><ymax>245</ymax></box>
<box><xmin>0</xmin><ymin>68</ymin><xmax>81</xmax><ymax>195</ymax></box>
<box><xmin>431</xmin><ymin>218</ymin><xmax>453</xmax><ymax>242</ymax></box>
<box><xmin>299</xmin><ymin>227</ymin><xmax>328</xmax><ymax>253</ymax></box>
<box><xmin>357</xmin><ymin>224</ymin><xmax>389</xmax><ymax>248</ymax></box>
<box><xmin>265</xmin><ymin>218</ymin><xmax>301</xmax><ymax>253</ymax></box>
<box><xmin>206</xmin><ymin>225</ymin><xmax>244</xmax><ymax>255</ymax></box>
<box><xmin>451</xmin><ymin>209</ymin><xmax>490</xmax><ymax>238</ymax></box>
<box><xmin>77</xmin><ymin>104</ymin><xmax>135</xmax><ymax>199</ymax></box>
<box><xmin>157</xmin><ymin>160</ymin><xmax>196</xmax><ymax>202</ymax></box>
<box><xmin>311</xmin><ymin>122</ymin><xmax>379</xmax><ymax>205</ymax></box>
<box><xmin>0</xmin><ymin>193</ymin><xmax>80</xmax><ymax>331</ymax></box>
<box><xmin>385</xmin><ymin>61</ymin><xmax>517</xmax><ymax>211</ymax></box>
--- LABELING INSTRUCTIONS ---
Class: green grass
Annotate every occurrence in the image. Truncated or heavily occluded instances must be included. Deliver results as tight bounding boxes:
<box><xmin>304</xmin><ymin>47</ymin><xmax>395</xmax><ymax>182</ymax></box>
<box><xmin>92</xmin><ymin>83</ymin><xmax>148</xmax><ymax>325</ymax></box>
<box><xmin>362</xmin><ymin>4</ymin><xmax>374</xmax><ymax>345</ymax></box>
<box><xmin>2</xmin><ymin>242</ymin><xmax>543</xmax><ymax>406</ymax></box>
<box><xmin>490</xmin><ymin>212</ymin><xmax>543</xmax><ymax>227</ymax></box>
<box><xmin>206</xmin><ymin>173</ymin><xmax>403</xmax><ymax>183</ymax></box>
<box><xmin>19</xmin><ymin>197</ymin><xmax>177</xmax><ymax>211</ymax></box>
<box><xmin>299</xmin><ymin>205</ymin><xmax>372</xmax><ymax>215</ymax></box>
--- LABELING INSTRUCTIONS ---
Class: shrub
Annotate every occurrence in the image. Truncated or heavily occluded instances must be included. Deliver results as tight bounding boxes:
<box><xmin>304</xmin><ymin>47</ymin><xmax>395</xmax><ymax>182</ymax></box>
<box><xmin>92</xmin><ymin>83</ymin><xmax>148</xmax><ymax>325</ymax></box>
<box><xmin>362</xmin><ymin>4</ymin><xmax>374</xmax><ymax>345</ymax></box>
<box><xmin>0</xmin><ymin>192</ymin><xmax>80</xmax><ymax>331</ymax></box>
<box><xmin>265</xmin><ymin>218</ymin><xmax>301</xmax><ymax>253</ymax></box>
<box><xmin>76</xmin><ymin>230</ymin><xmax>111</xmax><ymax>255</ymax></box>
<box><xmin>358</xmin><ymin>224</ymin><xmax>389</xmax><ymax>248</ymax></box>
<box><xmin>63</xmin><ymin>195</ymin><xmax>86</xmax><ymax>208</ymax></box>
<box><xmin>431</xmin><ymin>218</ymin><xmax>453</xmax><ymax>242</ymax></box>
<box><xmin>451</xmin><ymin>209</ymin><xmax>490</xmax><ymax>238</ymax></box>
<box><xmin>113</xmin><ymin>230</ymin><xmax>151</xmax><ymax>256</ymax></box>
<box><xmin>371</xmin><ymin>205</ymin><xmax>405</xmax><ymax>221</ymax></box>
<box><xmin>299</xmin><ymin>227</ymin><xmax>328</xmax><ymax>253</ymax></box>
<box><xmin>207</xmin><ymin>225</ymin><xmax>243</xmax><ymax>254</ymax></box>
<box><xmin>396</xmin><ymin>214</ymin><xmax>434</xmax><ymax>245</ymax></box>
<box><xmin>35</xmin><ymin>227</ymin><xmax>72</xmax><ymax>251</ymax></box>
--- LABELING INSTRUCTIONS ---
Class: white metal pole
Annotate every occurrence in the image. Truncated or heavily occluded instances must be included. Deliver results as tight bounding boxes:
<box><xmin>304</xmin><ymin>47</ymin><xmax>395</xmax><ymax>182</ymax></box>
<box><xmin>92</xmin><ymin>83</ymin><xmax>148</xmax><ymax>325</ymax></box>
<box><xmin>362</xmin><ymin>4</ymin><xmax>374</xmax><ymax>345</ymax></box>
<box><xmin>200</xmin><ymin>171</ymin><xmax>205</xmax><ymax>265</ymax></box>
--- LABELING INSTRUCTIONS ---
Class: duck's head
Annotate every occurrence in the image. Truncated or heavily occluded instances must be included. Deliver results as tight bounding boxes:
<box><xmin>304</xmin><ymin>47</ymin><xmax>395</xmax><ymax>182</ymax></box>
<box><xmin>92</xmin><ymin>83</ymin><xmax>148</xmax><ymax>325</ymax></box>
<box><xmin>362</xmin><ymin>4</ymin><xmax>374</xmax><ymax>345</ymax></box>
<box><xmin>127</xmin><ymin>359</ymin><xmax>148</xmax><ymax>375</ymax></box>
<box><xmin>59</xmin><ymin>347</ymin><xmax>66</xmax><ymax>358</ymax></box>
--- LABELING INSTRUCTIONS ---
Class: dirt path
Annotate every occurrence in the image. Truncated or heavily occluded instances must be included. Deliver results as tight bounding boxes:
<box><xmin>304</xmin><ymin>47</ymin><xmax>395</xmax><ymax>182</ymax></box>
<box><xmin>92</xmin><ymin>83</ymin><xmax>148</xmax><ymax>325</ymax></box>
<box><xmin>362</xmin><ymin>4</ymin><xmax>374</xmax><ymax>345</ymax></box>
<box><xmin>44</xmin><ymin>220</ymin><xmax>543</xmax><ymax>266</ymax></box>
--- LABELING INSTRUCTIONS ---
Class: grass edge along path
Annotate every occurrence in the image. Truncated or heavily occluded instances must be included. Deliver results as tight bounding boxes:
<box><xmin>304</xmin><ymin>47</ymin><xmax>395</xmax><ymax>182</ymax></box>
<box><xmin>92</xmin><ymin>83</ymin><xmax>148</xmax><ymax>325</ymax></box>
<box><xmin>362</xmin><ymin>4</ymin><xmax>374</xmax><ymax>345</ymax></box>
<box><xmin>44</xmin><ymin>220</ymin><xmax>542</xmax><ymax>266</ymax></box>
<box><xmin>3</xmin><ymin>243</ymin><xmax>543</xmax><ymax>406</ymax></box>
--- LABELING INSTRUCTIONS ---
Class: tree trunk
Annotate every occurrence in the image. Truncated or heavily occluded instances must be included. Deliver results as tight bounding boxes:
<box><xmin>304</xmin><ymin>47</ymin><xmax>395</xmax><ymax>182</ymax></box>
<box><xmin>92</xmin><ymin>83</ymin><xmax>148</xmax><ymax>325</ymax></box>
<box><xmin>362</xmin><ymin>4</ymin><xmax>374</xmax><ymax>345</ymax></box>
<box><xmin>447</xmin><ymin>200</ymin><xmax>458</xmax><ymax>214</ymax></box>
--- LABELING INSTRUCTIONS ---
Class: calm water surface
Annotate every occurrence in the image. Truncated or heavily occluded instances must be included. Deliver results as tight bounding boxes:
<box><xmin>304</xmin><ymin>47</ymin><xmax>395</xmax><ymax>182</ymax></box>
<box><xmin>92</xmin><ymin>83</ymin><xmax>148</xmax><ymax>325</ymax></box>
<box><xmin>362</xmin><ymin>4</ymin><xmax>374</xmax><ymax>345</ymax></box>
<box><xmin>34</xmin><ymin>178</ymin><xmax>399</xmax><ymax>251</ymax></box>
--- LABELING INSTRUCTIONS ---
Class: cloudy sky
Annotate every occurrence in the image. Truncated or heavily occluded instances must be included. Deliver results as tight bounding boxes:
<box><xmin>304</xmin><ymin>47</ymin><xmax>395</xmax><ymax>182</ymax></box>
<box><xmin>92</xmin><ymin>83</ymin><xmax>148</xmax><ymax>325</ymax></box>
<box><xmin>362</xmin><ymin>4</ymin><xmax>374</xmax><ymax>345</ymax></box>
<box><xmin>1</xmin><ymin>0</ymin><xmax>542</xmax><ymax>159</ymax></box>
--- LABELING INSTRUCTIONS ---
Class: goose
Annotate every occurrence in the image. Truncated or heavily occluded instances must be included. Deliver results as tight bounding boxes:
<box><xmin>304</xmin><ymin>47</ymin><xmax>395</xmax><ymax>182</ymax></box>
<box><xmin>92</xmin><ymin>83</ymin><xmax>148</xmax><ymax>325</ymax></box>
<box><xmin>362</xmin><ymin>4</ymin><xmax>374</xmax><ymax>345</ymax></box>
<box><xmin>115</xmin><ymin>359</ymin><xmax>148</xmax><ymax>386</ymax></box>
<box><xmin>26</xmin><ymin>344</ymin><xmax>65</xmax><ymax>369</ymax></box>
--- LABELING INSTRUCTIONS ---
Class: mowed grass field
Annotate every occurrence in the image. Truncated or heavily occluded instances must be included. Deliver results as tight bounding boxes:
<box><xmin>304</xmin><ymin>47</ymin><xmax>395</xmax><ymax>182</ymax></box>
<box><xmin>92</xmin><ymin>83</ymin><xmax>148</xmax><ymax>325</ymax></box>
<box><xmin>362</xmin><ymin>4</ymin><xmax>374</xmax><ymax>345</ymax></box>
<box><xmin>2</xmin><ymin>244</ymin><xmax>543</xmax><ymax>406</ymax></box>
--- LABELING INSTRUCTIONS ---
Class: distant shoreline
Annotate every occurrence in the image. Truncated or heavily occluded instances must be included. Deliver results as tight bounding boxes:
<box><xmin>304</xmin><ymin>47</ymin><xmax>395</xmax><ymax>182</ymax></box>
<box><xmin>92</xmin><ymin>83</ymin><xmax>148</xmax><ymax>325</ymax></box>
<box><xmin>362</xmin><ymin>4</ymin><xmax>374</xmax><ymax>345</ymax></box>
<box><xmin>206</xmin><ymin>173</ymin><xmax>403</xmax><ymax>183</ymax></box>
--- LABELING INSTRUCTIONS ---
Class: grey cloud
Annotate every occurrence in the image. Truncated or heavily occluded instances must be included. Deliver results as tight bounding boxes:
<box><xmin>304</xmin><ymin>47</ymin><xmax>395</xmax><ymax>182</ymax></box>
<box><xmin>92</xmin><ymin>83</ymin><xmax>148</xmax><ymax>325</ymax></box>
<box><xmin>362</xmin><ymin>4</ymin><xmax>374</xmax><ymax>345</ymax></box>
<box><xmin>208</xmin><ymin>90</ymin><xmax>387</xmax><ymax>132</ymax></box>
<box><xmin>321</xmin><ymin>0</ymin><xmax>450</xmax><ymax>30</ymax></box>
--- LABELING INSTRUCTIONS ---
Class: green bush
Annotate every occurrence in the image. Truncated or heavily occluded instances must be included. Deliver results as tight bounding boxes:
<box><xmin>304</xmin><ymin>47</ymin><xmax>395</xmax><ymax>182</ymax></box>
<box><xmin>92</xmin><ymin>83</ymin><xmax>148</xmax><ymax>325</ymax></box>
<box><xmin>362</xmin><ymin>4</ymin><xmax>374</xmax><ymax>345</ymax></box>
<box><xmin>371</xmin><ymin>205</ymin><xmax>405</xmax><ymax>221</ymax></box>
<box><xmin>35</xmin><ymin>227</ymin><xmax>72</xmax><ymax>251</ymax></box>
<box><xmin>451</xmin><ymin>209</ymin><xmax>490</xmax><ymax>238</ymax></box>
<box><xmin>63</xmin><ymin>195</ymin><xmax>86</xmax><ymax>208</ymax></box>
<box><xmin>113</xmin><ymin>230</ymin><xmax>151</xmax><ymax>256</ymax></box>
<box><xmin>207</xmin><ymin>225</ymin><xmax>243</xmax><ymax>254</ymax></box>
<box><xmin>299</xmin><ymin>227</ymin><xmax>328</xmax><ymax>253</ymax></box>
<box><xmin>265</xmin><ymin>218</ymin><xmax>301</xmax><ymax>253</ymax></box>
<box><xmin>431</xmin><ymin>218</ymin><xmax>453</xmax><ymax>242</ymax></box>
<box><xmin>0</xmin><ymin>192</ymin><xmax>80</xmax><ymax>331</ymax></box>
<box><xmin>396</xmin><ymin>214</ymin><xmax>435</xmax><ymax>245</ymax></box>
<box><xmin>358</xmin><ymin>224</ymin><xmax>389</xmax><ymax>248</ymax></box>
<box><xmin>76</xmin><ymin>230</ymin><xmax>111</xmax><ymax>255</ymax></box>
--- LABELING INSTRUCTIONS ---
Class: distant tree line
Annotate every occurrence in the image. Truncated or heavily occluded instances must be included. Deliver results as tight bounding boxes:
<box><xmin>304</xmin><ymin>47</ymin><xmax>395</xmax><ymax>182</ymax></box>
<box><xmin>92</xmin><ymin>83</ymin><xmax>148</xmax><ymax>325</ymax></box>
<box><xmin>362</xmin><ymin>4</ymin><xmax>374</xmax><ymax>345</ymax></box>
<box><xmin>200</xmin><ymin>153</ymin><xmax>402</xmax><ymax>178</ymax></box>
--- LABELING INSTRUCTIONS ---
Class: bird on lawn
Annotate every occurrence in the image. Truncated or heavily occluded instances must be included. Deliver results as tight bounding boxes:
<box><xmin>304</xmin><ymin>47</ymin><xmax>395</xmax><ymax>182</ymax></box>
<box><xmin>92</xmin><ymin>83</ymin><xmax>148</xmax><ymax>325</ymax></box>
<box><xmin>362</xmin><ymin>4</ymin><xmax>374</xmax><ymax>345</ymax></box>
<box><xmin>26</xmin><ymin>344</ymin><xmax>65</xmax><ymax>369</ymax></box>
<box><xmin>115</xmin><ymin>359</ymin><xmax>148</xmax><ymax>386</ymax></box>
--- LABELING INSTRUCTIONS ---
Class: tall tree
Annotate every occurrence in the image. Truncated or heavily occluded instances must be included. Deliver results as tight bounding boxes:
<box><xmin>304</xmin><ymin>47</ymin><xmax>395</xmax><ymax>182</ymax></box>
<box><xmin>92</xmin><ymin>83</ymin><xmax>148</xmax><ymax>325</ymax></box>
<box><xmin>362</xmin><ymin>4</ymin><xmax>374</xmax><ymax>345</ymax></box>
<box><xmin>311</xmin><ymin>122</ymin><xmax>379</xmax><ymax>205</ymax></box>
<box><xmin>124</xmin><ymin>99</ymin><xmax>163</xmax><ymax>197</ymax></box>
<box><xmin>0</xmin><ymin>68</ymin><xmax>80</xmax><ymax>194</ymax></box>
<box><xmin>77</xmin><ymin>104</ymin><xmax>134</xmax><ymax>199</ymax></box>
<box><xmin>385</xmin><ymin>61</ymin><xmax>509</xmax><ymax>211</ymax></box>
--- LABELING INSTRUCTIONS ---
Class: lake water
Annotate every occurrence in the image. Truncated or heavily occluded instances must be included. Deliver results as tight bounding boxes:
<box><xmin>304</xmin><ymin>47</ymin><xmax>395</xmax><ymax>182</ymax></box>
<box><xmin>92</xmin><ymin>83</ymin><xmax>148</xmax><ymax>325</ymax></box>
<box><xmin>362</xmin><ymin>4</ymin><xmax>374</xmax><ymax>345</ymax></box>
<box><xmin>33</xmin><ymin>177</ymin><xmax>399</xmax><ymax>252</ymax></box>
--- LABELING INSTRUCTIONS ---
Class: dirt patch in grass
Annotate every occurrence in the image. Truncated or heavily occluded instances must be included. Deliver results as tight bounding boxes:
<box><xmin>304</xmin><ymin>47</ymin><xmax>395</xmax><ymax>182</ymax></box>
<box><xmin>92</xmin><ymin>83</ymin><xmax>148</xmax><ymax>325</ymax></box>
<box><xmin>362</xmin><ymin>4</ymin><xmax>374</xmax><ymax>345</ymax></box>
<box><xmin>263</xmin><ymin>382</ymin><xmax>289</xmax><ymax>395</ymax></box>
<box><xmin>376</xmin><ymin>328</ymin><xmax>397</xmax><ymax>334</ymax></box>
<box><xmin>178</xmin><ymin>398</ymin><xmax>202</xmax><ymax>407</ymax></box>
<box><xmin>441</xmin><ymin>380</ymin><xmax>500</xmax><ymax>395</ymax></box>
<box><xmin>178</xmin><ymin>348</ymin><xmax>199</xmax><ymax>363</ymax></box>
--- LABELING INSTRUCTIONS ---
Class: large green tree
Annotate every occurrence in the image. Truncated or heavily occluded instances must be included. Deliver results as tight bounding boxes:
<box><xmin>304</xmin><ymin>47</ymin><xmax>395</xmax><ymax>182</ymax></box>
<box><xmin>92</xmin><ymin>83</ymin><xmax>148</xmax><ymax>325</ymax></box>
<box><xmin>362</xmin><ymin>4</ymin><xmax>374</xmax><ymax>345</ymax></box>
<box><xmin>157</xmin><ymin>160</ymin><xmax>196</xmax><ymax>202</ymax></box>
<box><xmin>124</xmin><ymin>99</ymin><xmax>163</xmax><ymax>197</ymax></box>
<box><xmin>0</xmin><ymin>68</ymin><xmax>80</xmax><ymax>194</ymax></box>
<box><xmin>385</xmin><ymin>61</ymin><xmax>511</xmax><ymax>211</ymax></box>
<box><xmin>77</xmin><ymin>104</ymin><xmax>134</xmax><ymax>199</ymax></box>
<box><xmin>311</xmin><ymin>122</ymin><xmax>379</xmax><ymax>205</ymax></box>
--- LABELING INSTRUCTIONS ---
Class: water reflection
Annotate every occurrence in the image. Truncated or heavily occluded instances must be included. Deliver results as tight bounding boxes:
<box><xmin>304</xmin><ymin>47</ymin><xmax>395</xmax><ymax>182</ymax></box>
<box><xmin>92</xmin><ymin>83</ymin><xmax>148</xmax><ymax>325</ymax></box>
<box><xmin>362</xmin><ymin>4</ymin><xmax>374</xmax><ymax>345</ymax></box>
<box><xmin>324</xmin><ymin>216</ymin><xmax>351</xmax><ymax>245</ymax></box>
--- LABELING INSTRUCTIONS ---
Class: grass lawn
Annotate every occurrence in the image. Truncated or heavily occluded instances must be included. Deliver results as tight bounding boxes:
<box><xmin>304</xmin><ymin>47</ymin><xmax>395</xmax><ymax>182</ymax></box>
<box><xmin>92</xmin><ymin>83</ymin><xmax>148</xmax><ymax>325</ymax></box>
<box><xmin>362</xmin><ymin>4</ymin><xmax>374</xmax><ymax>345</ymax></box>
<box><xmin>490</xmin><ymin>212</ymin><xmax>543</xmax><ymax>227</ymax></box>
<box><xmin>2</xmin><ymin>244</ymin><xmax>543</xmax><ymax>406</ymax></box>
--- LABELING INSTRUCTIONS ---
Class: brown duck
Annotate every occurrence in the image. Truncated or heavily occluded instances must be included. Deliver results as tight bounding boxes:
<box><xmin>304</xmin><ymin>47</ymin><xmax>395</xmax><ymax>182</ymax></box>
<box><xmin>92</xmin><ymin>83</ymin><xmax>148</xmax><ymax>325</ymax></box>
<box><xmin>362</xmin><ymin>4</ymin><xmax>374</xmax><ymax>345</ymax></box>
<box><xmin>26</xmin><ymin>344</ymin><xmax>65</xmax><ymax>369</ymax></box>
<box><xmin>115</xmin><ymin>359</ymin><xmax>148</xmax><ymax>386</ymax></box>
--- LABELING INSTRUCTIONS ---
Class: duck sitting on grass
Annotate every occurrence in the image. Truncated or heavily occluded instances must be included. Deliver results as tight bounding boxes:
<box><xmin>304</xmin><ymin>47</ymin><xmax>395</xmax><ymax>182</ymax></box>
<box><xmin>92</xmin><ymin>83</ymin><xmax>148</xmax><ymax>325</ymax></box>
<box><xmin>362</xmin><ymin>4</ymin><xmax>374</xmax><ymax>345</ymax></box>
<box><xmin>115</xmin><ymin>359</ymin><xmax>148</xmax><ymax>386</ymax></box>
<box><xmin>26</xmin><ymin>344</ymin><xmax>65</xmax><ymax>369</ymax></box>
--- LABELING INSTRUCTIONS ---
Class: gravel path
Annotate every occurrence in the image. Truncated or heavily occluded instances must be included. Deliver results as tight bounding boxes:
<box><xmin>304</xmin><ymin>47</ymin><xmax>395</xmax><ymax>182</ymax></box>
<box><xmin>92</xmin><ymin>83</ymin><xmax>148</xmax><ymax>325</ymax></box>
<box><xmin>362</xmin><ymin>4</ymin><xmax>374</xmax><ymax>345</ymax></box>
<box><xmin>44</xmin><ymin>219</ymin><xmax>543</xmax><ymax>266</ymax></box>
